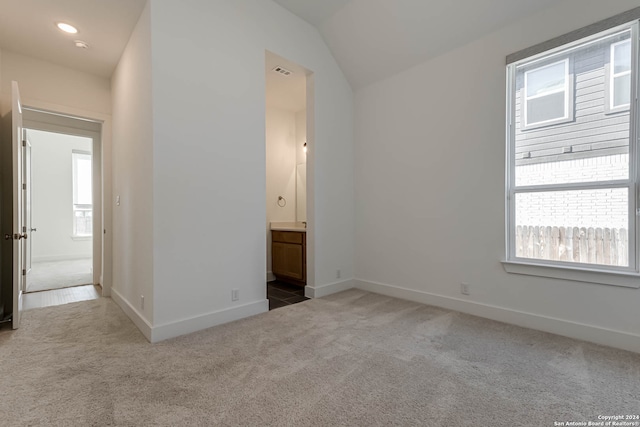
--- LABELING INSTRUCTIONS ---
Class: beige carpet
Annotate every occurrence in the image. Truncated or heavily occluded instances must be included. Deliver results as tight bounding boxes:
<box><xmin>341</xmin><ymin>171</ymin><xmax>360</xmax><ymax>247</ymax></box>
<box><xmin>0</xmin><ymin>290</ymin><xmax>638</xmax><ymax>426</ymax></box>
<box><xmin>27</xmin><ymin>258</ymin><xmax>93</xmax><ymax>292</ymax></box>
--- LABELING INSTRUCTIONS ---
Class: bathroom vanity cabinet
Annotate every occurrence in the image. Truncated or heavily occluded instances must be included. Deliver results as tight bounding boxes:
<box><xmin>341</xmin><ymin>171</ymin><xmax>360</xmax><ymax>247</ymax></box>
<box><xmin>271</xmin><ymin>230</ymin><xmax>306</xmax><ymax>286</ymax></box>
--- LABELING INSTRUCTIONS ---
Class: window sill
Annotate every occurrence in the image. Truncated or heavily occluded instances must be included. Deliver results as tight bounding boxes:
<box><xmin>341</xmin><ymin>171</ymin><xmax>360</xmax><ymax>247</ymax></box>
<box><xmin>71</xmin><ymin>235</ymin><xmax>92</xmax><ymax>241</ymax></box>
<box><xmin>501</xmin><ymin>260</ymin><xmax>640</xmax><ymax>289</ymax></box>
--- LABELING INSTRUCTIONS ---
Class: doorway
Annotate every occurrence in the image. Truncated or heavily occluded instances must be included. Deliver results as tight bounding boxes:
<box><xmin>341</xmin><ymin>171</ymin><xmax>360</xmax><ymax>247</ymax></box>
<box><xmin>265</xmin><ymin>51</ymin><xmax>312</xmax><ymax>310</ymax></box>
<box><xmin>24</xmin><ymin>129</ymin><xmax>93</xmax><ymax>293</ymax></box>
<box><xmin>22</xmin><ymin>108</ymin><xmax>103</xmax><ymax>298</ymax></box>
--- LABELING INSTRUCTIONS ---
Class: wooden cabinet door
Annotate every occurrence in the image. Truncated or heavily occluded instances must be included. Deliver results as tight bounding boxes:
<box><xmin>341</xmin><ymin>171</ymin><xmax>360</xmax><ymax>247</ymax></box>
<box><xmin>272</xmin><ymin>242</ymin><xmax>304</xmax><ymax>280</ymax></box>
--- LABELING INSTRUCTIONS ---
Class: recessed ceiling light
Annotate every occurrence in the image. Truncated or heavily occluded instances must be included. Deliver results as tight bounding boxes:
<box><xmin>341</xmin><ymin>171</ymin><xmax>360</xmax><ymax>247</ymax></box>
<box><xmin>74</xmin><ymin>40</ymin><xmax>89</xmax><ymax>49</ymax></box>
<box><xmin>56</xmin><ymin>22</ymin><xmax>78</xmax><ymax>34</ymax></box>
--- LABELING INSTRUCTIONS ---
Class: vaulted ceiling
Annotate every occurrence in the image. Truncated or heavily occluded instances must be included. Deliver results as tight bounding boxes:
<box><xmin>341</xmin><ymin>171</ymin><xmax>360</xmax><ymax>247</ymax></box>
<box><xmin>273</xmin><ymin>0</ymin><xmax>560</xmax><ymax>89</ymax></box>
<box><xmin>0</xmin><ymin>0</ymin><xmax>562</xmax><ymax>89</ymax></box>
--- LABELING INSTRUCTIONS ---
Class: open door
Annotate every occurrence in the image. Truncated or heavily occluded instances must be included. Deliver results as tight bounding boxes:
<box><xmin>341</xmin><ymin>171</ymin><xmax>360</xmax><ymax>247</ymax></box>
<box><xmin>11</xmin><ymin>81</ymin><xmax>25</xmax><ymax>329</ymax></box>
<box><xmin>24</xmin><ymin>138</ymin><xmax>32</xmax><ymax>282</ymax></box>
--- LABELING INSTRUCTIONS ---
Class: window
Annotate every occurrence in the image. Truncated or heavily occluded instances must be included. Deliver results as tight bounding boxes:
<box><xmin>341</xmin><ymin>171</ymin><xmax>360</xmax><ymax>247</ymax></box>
<box><xmin>524</xmin><ymin>59</ymin><xmax>569</xmax><ymax>127</ymax></box>
<box><xmin>610</xmin><ymin>39</ymin><xmax>632</xmax><ymax>110</ymax></box>
<box><xmin>72</xmin><ymin>151</ymin><xmax>92</xmax><ymax>237</ymax></box>
<box><xmin>506</xmin><ymin>22</ymin><xmax>638</xmax><ymax>282</ymax></box>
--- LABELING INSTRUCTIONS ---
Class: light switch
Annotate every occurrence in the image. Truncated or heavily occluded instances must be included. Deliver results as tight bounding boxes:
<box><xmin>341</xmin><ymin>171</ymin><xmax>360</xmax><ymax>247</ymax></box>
<box><xmin>116</xmin><ymin>195</ymin><xmax>120</xmax><ymax>206</ymax></box>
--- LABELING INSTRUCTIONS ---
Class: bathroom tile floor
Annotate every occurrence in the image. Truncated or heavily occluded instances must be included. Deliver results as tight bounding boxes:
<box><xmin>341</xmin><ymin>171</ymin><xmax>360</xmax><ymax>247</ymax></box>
<box><xmin>267</xmin><ymin>280</ymin><xmax>309</xmax><ymax>310</ymax></box>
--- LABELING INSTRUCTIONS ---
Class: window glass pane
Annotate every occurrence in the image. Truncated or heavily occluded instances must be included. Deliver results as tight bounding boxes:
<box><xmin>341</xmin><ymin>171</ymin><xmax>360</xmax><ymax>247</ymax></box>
<box><xmin>76</xmin><ymin>157</ymin><xmax>92</xmax><ymax>204</ymax></box>
<box><xmin>613</xmin><ymin>74</ymin><xmax>631</xmax><ymax>107</ymax></box>
<box><xmin>515</xmin><ymin>189</ymin><xmax>628</xmax><ymax>267</ymax></box>
<box><xmin>526</xmin><ymin>62</ymin><xmax>565</xmax><ymax>97</ymax></box>
<box><xmin>526</xmin><ymin>92</ymin><xmax>565</xmax><ymax>124</ymax></box>
<box><xmin>515</xmin><ymin>32</ymin><xmax>631</xmax><ymax>187</ymax></box>
<box><xmin>614</xmin><ymin>41</ymin><xmax>631</xmax><ymax>74</ymax></box>
<box><xmin>516</xmin><ymin>155</ymin><xmax>628</xmax><ymax>186</ymax></box>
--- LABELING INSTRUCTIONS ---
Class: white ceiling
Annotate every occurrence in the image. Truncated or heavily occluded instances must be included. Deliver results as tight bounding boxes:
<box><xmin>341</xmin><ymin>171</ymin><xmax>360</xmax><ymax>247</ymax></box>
<box><xmin>0</xmin><ymin>0</ymin><xmax>561</xmax><ymax>89</ymax></box>
<box><xmin>274</xmin><ymin>0</ymin><xmax>560</xmax><ymax>90</ymax></box>
<box><xmin>271</xmin><ymin>0</ymin><xmax>352</xmax><ymax>26</ymax></box>
<box><xmin>0</xmin><ymin>0</ymin><xmax>147</xmax><ymax>78</ymax></box>
<box><xmin>266</xmin><ymin>51</ymin><xmax>308</xmax><ymax>112</ymax></box>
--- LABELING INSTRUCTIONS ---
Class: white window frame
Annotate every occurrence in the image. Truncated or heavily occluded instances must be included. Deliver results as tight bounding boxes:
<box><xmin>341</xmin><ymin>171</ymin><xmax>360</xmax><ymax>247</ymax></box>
<box><xmin>72</xmin><ymin>150</ymin><xmax>92</xmax><ymax>238</ymax></box>
<box><xmin>504</xmin><ymin>22</ymin><xmax>640</xmax><ymax>289</ymax></box>
<box><xmin>523</xmin><ymin>59</ymin><xmax>570</xmax><ymax>127</ymax></box>
<box><xmin>610</xmin><ymin>39</ymin><xmax>632</xmax><ymax>110</ymax></box>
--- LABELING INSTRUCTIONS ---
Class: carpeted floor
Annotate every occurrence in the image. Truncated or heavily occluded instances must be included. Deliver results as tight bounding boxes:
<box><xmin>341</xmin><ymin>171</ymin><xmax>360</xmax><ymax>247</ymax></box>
<box><xmin>27</xmin><ymin>258</ymin><xmax>93</xmax><ymax>292</ymax></box>
<box><xmin>0</xmin><ymin>290</ymin><xmax>638</xmax><ymax>426</ymax></box>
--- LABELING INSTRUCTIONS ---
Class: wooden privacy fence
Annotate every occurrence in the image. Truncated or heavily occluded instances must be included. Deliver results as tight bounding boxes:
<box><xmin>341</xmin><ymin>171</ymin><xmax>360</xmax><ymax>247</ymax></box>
<box><xmin>516</xmin><ymin>225</ymin><xmax>628</xmax><ymax>266</ymax></box>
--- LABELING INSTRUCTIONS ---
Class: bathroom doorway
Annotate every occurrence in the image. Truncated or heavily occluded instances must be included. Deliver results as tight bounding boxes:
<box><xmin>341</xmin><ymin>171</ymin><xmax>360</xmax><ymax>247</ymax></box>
<box><xmin>265</xmin><ymin>51</ymin><xmax>311</xmax><ymax>310</ymax></box>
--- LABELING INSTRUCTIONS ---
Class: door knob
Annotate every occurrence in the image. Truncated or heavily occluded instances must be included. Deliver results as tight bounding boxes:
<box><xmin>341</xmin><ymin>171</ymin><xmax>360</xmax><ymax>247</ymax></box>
<box><xmin>30</xmin><ymin>228</ymin><xmax>37</xmax><ymax>232</ymax></box>
<box><xmin>4</xmin><ymin>233</ymin><xmax>27</xmax><ymax>240</ymax></box>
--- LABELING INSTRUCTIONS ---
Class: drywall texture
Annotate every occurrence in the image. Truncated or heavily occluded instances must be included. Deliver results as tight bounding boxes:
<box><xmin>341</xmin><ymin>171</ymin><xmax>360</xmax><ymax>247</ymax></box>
<box><xmin>110</xmin><ymin>1</ymin><xmax>154</xmax><ymax>324</ymax></box>
<box><xmin>29</xmin><ymin>130</ymin><xmax>93</xmax><ymax>262</ymax></box>
<box><xmin>266</xmin><ymin>107</ymin><xmax>297</xmax><ymax>276</ymax></box>
<box><xmin>0</xmin><ymin>50</ymin><xmax>111</xmax><ymax>116</ymax></box>
<box><xmin>355</xmin><ymin>0</ymin><xmax>640</xmax><ymax>344</ymax></box>
<box><xmin>150</xmin><ymin>0</ymin><xmax>354</xmax><ymax>328</ymax></box>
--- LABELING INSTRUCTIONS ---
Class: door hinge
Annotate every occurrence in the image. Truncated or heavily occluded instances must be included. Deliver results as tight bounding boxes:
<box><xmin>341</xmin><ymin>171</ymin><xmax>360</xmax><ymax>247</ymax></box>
<box><xmin>22</xmin><ymin>140</ymin><xmax>26</xmax><ymax>147</ymax></box>
<box><xmin>22</xmin><ymin>226</ymin><xmax>26</xmax><ymax>233</ymax></box>
<box><xmin>22</xmin><ymin>269</ymin><xmax>26</xmax><ymax>276</ymax></box>
<box><xmin>22</xmin><ymin>183</ymin><xmax>26</xmax><ymax>190</ymax></box>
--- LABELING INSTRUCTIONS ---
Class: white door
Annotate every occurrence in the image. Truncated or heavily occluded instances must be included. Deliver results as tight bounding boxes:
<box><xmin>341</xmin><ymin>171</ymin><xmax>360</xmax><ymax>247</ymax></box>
<box><xmin>11</xmin><ymin>81</ymin><xmax>25</xmax><ymax>329</ymax></box>
<box><xmin>24</xmin><ymin>138</ymin><xmax>32</xmax><ymax>281</ymax></box>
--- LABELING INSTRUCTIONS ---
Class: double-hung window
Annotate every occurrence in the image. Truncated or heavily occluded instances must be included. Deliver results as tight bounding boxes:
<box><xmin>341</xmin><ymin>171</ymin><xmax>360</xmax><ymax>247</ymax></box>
<box><xmin>524</xmin><ymin>59</ymin><xmax>570</xmax><ymax>127</ymax></box>
<box><xmin>611</xmin><ymin>39</ymin><xmax>632</xmax><ymax>110</ymax></box>
<box><xmin>505</xmin><ymin>17</ymin><xmax>640</xmax><ymax>287</ymax></box>
<box><xmin>72</xmin><ymin>151</ymin><xmax>92</xmax><ymax>237</ymax></box>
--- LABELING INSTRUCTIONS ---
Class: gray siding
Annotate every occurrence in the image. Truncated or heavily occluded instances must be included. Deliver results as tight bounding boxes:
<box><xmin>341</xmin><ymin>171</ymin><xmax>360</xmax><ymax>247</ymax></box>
<box><xmin>514</xmin><ymin>34</ymin><xmax>630</xmax><ymax>166</ymax></box>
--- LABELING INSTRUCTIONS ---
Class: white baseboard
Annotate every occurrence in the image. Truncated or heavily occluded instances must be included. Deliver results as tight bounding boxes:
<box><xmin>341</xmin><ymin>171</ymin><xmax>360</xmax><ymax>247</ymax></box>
<box><xmin>267</xmin><ymin>271</ymin><xmax>276</xmax><ymax>282</ymax></box>
<box><xmin>33</xmin><ymin>254</ymin><xmax>92</xmax><ymax>263</ymax></box>
<box><xmin>150</xmin><ymin>300</ymin><xmax>269</xmax><ymax>343</ymax></box>
<box><xmin>305</xmin><ymin>279</ymin><xmax>355</xmax><ymax>298</ymax></box>
<box><xmin>354</xmin><ymin>279</ymin><xmax>640</xmax><ymax>354</ymax></box>
<box><xmin>110</xmin><ymin>288</ymin><xmax>153</xmax><ymax>342</ymax></box>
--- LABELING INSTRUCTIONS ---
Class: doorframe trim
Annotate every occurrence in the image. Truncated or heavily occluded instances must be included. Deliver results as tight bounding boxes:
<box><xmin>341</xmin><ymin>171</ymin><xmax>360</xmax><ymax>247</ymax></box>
<box><xmin>21</xmin><ymin>101</ymin><xmax>112</xmax><ymax>296</ymax></box>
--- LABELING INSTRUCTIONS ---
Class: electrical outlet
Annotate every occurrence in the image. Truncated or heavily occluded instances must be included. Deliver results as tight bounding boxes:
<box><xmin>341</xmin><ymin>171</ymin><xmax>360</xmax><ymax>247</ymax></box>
<box><xmin>336</xmin><ymin>269</ymin><xmax>341</xmax><ymax>279</ymax></box>
<box><xmin>140</xmin><ymin>295</ymin><xmax>145</xmax><ymax>310</ymax></box>
<box><xmin>231</xmin><ymin>289</ymin><xmax>239</xmax><ymax>301</ymax></box>
<box><xmin>460</xmin><ymin>283</ymin><xmax>470</xmax><ymax>296</ymax></box>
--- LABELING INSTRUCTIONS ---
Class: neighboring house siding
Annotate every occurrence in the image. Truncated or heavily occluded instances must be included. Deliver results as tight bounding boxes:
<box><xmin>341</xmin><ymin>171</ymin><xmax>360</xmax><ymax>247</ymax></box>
<box><xmin>514</xmin><ymin>34</ymin><xmax>630</xmax><ymax>166</ymax></box>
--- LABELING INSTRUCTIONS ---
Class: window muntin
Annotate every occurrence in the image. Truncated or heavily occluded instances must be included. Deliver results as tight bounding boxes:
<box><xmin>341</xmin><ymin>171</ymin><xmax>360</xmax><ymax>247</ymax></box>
<box><xmin>72</xmin><ymin>151</ymin><xmax>92</xmax><ymax>237</ymax></box>
<box><xmin>507</xmin><ymin>23</ymin><xmax>637</xmax><ymax>273</ymax></box>
<box><xmin>524</xmin><ymin>60</ymin><xmax>569</xmax><ymax>126</ymax></box>
<box><xmin>611</xmin><ymin>39</ymin><xmax>632</xmax><ymax>110</ymax></box>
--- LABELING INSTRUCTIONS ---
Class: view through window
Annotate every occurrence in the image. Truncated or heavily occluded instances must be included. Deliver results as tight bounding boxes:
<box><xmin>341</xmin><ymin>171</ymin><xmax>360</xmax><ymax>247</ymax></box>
<box><xmin>507</xmin><ymin>23</ymin><xmax>636</xmax><ymax>270</ymax></box>
<box><xmin>72</xmin><ymin>151</ymin><xmax>92</xmax><ymax>237</ymax></box>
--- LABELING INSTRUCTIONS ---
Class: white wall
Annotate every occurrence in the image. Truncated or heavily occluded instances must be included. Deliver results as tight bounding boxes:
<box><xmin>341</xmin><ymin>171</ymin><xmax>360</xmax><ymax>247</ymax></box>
<box><xmin>266</xmin><ymin>107</ymin><xmax>297</xmax><ymax>277</ymax></box>
<box><xmin>111</xmin><ymin>1</ymin><xmax>154</xmax><ymax>331</ymax></box>
<box><xmin>354</xmin><ymin>0</ymin><xmax>640</xmax><ymax>352</ymax></box>
<box><xmin>0</xmin><ymin>47</ymin><xmax>112</xmax><ymax>293</ymax></box>
<box><xmin>0</xmin><ymin>50</ymin><xmax>111</xmax><ymax>116</ymax></box>
<box><xmin>295</xmin><ymin>109</ymin><xmax>307</xmax><ymax>166</ymax></box>
<box><xmin>29</xmin><ymin>130</ymin><xmax>93</xmax><ymax>262</ymax></box>
<box><xmin>295</xmin><ymin>109</ymin><xmax>307</xmax><ymax>222</ymax></box>
<box><xmin>148</xmin><ymin>0</ymin><xmax>354</xmax><ymax>338</ymax></box>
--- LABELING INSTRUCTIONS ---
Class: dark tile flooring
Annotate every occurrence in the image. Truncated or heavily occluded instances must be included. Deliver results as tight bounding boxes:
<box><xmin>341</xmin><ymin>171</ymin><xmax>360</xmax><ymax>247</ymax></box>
<box><xmin>267</xmin><ymin>280</ymin><xmax>309</xmax><ymax>310</ymax></box>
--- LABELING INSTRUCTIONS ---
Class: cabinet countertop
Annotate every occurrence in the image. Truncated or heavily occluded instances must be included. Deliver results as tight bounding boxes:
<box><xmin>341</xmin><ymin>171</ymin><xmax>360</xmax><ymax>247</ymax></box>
<box><xmin>270</xmin><ymin>222</ymin><xmax>307</xmax><ymax>232</ymax></box>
